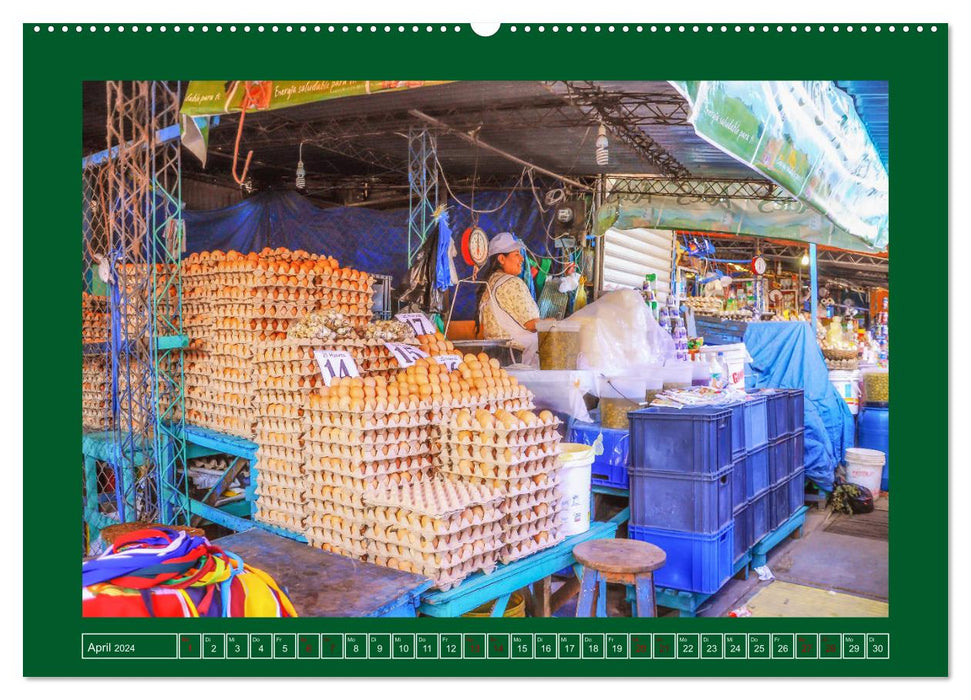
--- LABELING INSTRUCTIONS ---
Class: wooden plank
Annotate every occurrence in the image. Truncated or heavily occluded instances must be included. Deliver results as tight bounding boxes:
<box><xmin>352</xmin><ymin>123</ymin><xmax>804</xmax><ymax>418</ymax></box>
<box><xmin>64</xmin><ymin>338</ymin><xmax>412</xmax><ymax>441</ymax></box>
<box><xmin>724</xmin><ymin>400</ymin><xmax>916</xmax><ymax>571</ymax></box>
<box><xmin>216</xmin><ymin>529</ymin><xmax>432</xmax><ymax>617</ymax></box>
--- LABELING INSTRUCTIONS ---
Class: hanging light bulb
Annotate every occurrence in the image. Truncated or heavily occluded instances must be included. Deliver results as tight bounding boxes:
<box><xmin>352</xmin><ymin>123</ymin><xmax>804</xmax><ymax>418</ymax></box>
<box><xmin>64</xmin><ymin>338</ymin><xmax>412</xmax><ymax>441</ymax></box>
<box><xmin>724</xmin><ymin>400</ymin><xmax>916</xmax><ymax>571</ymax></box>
<box><xmin>295</xmin><ymin>142</ymin><xmax>306</xmax><ymax>191</ymax></box>
<box><xmin>595</xmin><ymin>122</ymin><xmax>609</xmax><ymax>168</ymax></box>
<box><xmin>800</xmin><ymin>252</ymin><xmax>810</xmax><ymax>266</ymax></box>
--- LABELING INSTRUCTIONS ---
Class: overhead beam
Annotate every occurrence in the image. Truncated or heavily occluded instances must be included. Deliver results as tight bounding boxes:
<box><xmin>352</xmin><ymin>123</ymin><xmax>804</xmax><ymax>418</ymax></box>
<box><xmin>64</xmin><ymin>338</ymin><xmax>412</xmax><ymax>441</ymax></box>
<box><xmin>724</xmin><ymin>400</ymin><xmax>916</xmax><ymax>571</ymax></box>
<box><xmin>547</xmin><ymin>81</ymin><xmax>693</xmax><ymax>178</ymax></box>
<box><xmin>608</xmin><ymin>176</ymin><xmax>791</xmax><ymax>201</ymax></box>
<box><xmin>409</xmin><ymin>110</ymin><xmax>592</xmax><ymax>191</ymax></box>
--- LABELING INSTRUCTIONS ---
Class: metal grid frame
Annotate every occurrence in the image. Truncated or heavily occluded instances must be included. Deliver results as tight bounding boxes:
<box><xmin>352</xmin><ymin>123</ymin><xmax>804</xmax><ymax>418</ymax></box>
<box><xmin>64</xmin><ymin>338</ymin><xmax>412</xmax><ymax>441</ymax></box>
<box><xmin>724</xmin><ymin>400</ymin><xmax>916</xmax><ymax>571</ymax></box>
<box><xmin>407</xmin><ymin>127</ymin><xmax>439</xmax><ymax>266</ymax></box>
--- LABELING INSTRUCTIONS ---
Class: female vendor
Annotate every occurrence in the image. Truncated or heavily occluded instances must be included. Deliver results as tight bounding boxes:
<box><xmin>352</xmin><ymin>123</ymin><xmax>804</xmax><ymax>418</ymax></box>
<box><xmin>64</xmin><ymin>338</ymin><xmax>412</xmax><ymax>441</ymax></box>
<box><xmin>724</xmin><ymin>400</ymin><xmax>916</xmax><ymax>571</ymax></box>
<box><xmin>476</xmin><ymin>232</ymin><xmax>547</xmax><ymax>366</ymax></box>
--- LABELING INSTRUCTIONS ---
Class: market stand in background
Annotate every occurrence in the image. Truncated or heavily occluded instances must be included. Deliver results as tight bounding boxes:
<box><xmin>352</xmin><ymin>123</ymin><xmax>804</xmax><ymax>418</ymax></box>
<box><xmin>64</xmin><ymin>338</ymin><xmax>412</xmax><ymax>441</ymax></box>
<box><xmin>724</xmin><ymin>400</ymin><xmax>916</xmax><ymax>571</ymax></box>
<box><xmin>80</xmin><ymin>79</ymin><xmax>888</xmax><ymax>618</ymax></box>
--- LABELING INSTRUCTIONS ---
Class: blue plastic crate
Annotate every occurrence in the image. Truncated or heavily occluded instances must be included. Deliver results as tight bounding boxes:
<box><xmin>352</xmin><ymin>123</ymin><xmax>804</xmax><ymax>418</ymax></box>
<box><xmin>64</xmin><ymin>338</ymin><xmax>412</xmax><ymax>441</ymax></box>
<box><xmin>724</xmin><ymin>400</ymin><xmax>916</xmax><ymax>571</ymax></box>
<box><xmin>787</xmin><ymin>468</ymin><xmax>806</xmax><ymax>515</ymax></box>
<box><xmin>786</xmin><ymin>389</ymin><xmax>805</xmax><ymax>433</ymax></box>
<box><xmin>731</xmin><ymin>458</ymin><xmax>746</xmax><ymax>511</ymax></box>
<box><xmin>750</xmin><ymin>488</ymin><xmax>770</xmax><ymax>543</ymax></box>
<box><xmin>758</xmin><ymin>390</ymin><xmax>790</xmax><ymax>441</ymax></box>
<box><xmin>570</xmin><ymin>421</ymin><xmax>630</xmax><ymax>489</ymax></box>
<box><xmin>737</xmin><ymin>395</ymin><xmax>769</xmax><ymax>454</ymax></box>
<box><xmin>628</xmin><ymin>522</ymin><xmax>734</xmax><ymax>595</ymax></box>
<box><xmin>590</xmin><ymin>461</ymin><xmax>629</xmax><ymax>490</ymax></box>
<box><xmin>733</xmin><ymin>502</ymin><xmax>752</xmax><ymax>560</ymax></box>
<box><xmin>768</xmin><ymin>436</ymin><xmax>790</xmax><ymax>484</ymax></box>
<box><xmin>629</xmin><ymin>407</ymin><xmax>733</xmax><ymax>475</ymax></box>
<box><xmin>769</xmin><ymin>481</ymin><xmax>788</xmax><ymax>531</ymax></box>
<box><xmin>744</xmin><ymin>445</ymin><xmax>770</xmax><ymax>500</ymax></box>
<box><xmin>628</xmin><ymin>465</ymin><xmax>733</xmax><ymax>534</ymax></box>
<box><xmin>789</xmin><ymin>429</ymin><xmax>805</xmax><ymax>477</ymax></box>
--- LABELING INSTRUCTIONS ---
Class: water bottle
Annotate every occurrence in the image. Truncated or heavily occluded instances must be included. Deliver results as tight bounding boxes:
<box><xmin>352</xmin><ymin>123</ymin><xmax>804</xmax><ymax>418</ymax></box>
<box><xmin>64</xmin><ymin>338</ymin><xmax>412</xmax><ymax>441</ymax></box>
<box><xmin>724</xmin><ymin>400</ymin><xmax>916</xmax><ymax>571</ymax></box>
<box><xmin>708</xmin><ymin>354</ymin><xmax>724</xmax><ymax>390</ymax></box>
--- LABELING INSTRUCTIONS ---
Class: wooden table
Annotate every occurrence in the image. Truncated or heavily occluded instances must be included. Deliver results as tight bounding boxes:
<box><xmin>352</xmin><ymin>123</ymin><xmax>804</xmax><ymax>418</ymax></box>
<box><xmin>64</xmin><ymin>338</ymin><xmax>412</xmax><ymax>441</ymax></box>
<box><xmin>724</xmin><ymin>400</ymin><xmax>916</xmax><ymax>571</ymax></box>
<box><xmin>418</xmin><ymin>520</ymin><xmax>619</xmax><ymax>617</ymax></box>
<box><xmin>216</xmin><ymin>529</ymin><xmax>434</xmax><ymax>617</ymax></box>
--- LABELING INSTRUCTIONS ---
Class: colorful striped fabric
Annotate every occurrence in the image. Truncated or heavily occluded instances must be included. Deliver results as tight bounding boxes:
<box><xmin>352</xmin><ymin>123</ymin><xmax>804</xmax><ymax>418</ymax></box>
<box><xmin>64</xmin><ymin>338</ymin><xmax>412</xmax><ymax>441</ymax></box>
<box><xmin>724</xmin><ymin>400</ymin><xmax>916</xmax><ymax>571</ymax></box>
<box><xmin>82</xmin><ymin>528</ymin><xmax>297</xmax><ymax>618</ymax></box>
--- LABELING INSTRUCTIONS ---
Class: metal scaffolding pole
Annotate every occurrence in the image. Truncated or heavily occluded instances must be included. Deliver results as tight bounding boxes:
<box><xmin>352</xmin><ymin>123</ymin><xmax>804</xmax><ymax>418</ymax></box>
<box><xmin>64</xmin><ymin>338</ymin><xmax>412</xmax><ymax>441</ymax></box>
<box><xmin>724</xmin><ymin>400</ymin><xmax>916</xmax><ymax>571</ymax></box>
<box><xmin>407</xmin><ymin>127</ymin><xmax>439</xmax><ymax>267</ymax></box>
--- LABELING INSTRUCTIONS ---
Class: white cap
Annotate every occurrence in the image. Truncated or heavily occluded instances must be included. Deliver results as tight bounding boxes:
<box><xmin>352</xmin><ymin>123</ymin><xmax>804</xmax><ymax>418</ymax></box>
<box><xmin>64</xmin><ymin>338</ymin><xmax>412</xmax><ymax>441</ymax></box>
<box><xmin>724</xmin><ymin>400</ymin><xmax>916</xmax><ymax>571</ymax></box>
<box><xmin>488</xmin><ymin>231</ymin><xmax>523</xmax><ymax>257</ymax></box>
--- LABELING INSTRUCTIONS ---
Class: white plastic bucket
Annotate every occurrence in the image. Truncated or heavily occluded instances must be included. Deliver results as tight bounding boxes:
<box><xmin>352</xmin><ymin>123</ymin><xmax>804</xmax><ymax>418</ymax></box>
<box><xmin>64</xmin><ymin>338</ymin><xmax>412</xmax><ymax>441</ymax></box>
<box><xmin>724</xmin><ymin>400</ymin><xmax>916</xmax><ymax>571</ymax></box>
<box><xmin>845</xmin><ymin>447</ymin><xmax>886</xmax><ymax>500</ymax></box>
<box><xmin>697</xmin><ymin>343</ymin><xmax>751</xmax><ymax>389</ymax></box>
<box><xmin>829</xmin><ymin>370</ymin><xmax>861</xmax><ymax>415</ymax></box>
<box><xmin>558</xmin><ymin>443</ymin><xmax>595</xmax><ymax>535</ymax></box>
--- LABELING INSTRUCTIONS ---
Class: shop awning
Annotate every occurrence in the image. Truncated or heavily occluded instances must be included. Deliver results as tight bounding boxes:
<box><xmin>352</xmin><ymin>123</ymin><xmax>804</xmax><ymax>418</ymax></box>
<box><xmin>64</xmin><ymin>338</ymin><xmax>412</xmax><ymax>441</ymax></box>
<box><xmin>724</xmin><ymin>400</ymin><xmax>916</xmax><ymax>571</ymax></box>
<box><xmin>666</xmin><ymin>81</ymin><xmax>888</xmax><ymax>252</ymax></box>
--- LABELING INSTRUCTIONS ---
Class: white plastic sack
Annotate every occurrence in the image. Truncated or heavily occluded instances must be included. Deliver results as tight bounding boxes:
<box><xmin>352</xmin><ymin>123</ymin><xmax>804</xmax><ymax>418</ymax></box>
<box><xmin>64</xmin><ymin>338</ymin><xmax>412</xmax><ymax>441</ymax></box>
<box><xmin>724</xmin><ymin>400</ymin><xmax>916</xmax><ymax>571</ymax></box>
<box><xmin>505</xmin><ymin>369</ymin><xmax>597</xmax><ymax>423</ymax></box>
<box><xmin>566</xmin><ymin>289</ymin><xmax>676</xmax><ymax>375</ymax></box>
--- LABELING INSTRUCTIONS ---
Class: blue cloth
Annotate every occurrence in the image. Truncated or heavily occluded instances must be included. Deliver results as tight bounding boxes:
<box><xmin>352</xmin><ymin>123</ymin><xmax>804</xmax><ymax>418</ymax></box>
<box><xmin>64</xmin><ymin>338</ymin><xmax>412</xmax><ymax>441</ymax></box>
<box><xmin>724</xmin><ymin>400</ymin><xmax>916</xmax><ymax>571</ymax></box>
<box><xmin>743</xmin><ymin>321</ymin><xmax>854</xmax><ymax>492</ymax></box>
<box><xmin>181</xmin><ymin>190</ymin><xmax>555</xmax><ymax>320</ymax></box>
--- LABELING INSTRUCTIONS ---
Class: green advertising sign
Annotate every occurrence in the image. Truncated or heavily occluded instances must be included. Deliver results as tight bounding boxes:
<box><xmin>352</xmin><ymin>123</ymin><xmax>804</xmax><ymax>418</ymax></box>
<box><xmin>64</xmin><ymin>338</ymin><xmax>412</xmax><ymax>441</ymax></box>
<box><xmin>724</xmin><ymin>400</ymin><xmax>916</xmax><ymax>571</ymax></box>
<box><xmin>673</xmin><ymin>81</ymin><xmax>889</xmax><ymax>251</ymax></box>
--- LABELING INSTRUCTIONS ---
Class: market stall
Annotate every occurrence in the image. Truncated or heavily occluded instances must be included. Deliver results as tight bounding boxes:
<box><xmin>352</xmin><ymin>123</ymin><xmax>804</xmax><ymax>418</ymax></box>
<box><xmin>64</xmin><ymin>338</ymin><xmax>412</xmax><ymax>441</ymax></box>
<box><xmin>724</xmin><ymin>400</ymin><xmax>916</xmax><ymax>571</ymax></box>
<box><xmin>80</xmin><ymin>78</ymin><xmax>890</xmax><ymax>618</ymax></box>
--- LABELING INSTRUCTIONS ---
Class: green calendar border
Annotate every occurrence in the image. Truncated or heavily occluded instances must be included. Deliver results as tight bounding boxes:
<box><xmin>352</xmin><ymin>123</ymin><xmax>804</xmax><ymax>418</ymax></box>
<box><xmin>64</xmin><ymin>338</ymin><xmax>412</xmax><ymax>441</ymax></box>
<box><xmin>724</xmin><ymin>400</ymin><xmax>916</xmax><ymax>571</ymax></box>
<box><xmin>22</xmin><ymin>22</ymin><xmax>948</xmax><ymax>677</ymax></box>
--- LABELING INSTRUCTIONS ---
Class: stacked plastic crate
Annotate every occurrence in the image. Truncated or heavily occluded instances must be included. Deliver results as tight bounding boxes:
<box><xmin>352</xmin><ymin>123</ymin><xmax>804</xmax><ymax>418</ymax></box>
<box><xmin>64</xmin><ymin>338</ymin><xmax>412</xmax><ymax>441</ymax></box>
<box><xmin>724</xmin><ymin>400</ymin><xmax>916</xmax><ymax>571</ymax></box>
<box><xmin>726</xmin><ymin>396</ymin><xmax>769</xmax><ymax>563</ymax></box>
<box><xmin>767</xmin><ymin>389</ymin><xmax>806</xmax><ymax>526</ymax></box>
<box><xmin>626</xmin><ymin>408</ymin><xmax>735</xmax><ymax>595</ymax></box>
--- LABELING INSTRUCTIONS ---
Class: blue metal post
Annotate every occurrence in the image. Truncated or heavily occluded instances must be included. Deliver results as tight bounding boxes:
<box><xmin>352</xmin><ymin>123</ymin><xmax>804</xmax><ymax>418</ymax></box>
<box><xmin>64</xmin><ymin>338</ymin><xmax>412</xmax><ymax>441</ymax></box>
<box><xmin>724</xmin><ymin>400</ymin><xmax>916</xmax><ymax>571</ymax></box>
<box><xmin>809</xmin><ymin>243</ymin><xmax>818</xmax><ymax>322</ymax></box>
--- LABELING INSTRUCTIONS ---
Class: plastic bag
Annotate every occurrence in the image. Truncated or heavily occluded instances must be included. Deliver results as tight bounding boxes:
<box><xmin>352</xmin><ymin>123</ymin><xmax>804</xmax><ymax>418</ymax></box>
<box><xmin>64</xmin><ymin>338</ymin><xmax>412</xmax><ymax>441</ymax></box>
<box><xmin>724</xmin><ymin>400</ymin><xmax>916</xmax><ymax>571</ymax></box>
<box><xmin>398</xmin><ymin>233</ymin><xmax>446</xmax><ymax>314</ymax></box>
<box><xmin>565</xmin><ymin>289</ymin><xmax>676</xmax><ymax>375</ymax></box>
<box><xmin>829</xmin><ymin>478</ymin><xmax>874</xmax><ymax>514</ymax></box>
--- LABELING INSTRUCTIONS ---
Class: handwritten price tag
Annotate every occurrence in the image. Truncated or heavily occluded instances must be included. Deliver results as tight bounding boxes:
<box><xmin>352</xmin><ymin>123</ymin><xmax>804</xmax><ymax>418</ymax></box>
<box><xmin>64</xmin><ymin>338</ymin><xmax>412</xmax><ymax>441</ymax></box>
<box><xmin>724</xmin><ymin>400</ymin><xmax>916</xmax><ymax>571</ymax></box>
<box><xmin>433</xmin><ymin>354</ymin><xmax>463</xmax><ymax>371</ymax></box>
<box><xmin>395</xmin><ymin>313</ymin><xmax>436</xmax><ymax>336</ymax></box>
<box><xmin>384</xmin><ymin>342</ymin><xmax>429</xmax><ymax>368</ymax></box>
<box><xmin>313</xmin><ymin>349</ymin><xmax>360</xmax><ymax>386</ymax></box>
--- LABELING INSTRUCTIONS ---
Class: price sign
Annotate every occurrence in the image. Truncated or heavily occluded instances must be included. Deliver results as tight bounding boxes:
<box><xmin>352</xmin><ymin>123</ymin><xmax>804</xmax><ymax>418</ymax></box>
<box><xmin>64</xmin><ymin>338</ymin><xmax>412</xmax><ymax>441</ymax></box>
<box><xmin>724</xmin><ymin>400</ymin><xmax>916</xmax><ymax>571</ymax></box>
<box><xmin>433</xmin><ymin>354</ymin><xmax>463</xmax><ymax>371</ymax></box>
<box><xmin>383</xmin><ymin>342</ymin><xmax>429</xmax><ymax>368</ymax></box>
<box><xmin>395</xmin><ymin>313</ymin><xmax>436</xmax><ymax>336</ymax></box>
<box><xmin>313</xmin><ymin>349</ymin><xmax>360</xmax><ymax>386</ymax></box>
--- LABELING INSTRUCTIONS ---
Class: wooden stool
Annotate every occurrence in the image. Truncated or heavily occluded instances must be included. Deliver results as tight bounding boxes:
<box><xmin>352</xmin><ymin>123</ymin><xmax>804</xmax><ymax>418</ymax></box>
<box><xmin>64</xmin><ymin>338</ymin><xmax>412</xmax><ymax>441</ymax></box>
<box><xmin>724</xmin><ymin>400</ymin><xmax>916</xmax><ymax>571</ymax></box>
<box><xmin>573</xmin><ymin>539</ymin><xmax>666</xmax><ymax>618</ymax></box>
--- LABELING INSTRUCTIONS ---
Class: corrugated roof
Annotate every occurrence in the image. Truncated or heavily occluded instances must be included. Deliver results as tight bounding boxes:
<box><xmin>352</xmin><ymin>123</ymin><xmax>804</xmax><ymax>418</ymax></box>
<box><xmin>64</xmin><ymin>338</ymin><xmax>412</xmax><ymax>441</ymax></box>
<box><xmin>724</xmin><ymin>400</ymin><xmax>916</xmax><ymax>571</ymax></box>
<box><xmin>835</xmin><ymin>80</ymin><xmax>889</xmax><ymax>171</ymax></box>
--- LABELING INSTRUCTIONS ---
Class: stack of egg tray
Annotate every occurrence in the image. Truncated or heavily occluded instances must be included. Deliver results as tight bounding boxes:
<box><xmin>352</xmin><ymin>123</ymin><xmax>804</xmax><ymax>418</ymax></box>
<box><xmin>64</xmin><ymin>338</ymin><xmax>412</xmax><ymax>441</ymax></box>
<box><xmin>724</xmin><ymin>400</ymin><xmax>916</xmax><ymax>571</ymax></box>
<box><xmin>251</xmin><ymin>260</ymin><xmax>373</xmax><ymax>329</ymax></box>
<box><xmin>302</xmin><ymin>392</ymin><xmax>435</xmax><ymax>559</ymax></box>
<box><xmin>251</xmin><ymin>341</ymin><xmax>321</xmax><ymax>536</ymax></box>
<box><xmin>81</xmin><ymin>355</ymin><xmax>112</xmax><ymax>431</ymax></box>
<box><xmin>439</xmin><ymin>410</ymin><xmax>564</xmax><ymax>564</ymax></box>
<box><xmin>182</xmin><ymin>262</ymin><xmax>216</xmax><ymax>429</ymax></box>
<box><xmin>81</xmin><ymin>292</ymin><xmax>109</xmax><ymax>344</ymax></box>
<box><xmin>363</xmin><ymin>474</ymin><xmax>506</xmax><ymax>590</ymax></box>
<box><xmin>313</xmin><ymin>338</ymin><xmax>414</xmax><ymax>381</ymax></box>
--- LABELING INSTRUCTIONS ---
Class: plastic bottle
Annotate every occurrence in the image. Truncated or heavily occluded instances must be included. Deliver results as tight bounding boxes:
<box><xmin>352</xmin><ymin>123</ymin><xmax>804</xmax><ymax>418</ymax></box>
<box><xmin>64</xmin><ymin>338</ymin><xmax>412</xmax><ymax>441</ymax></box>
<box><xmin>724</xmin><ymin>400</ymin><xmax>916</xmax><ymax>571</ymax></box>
<box><xmin>708</xmin><ymin>354</ymin><xmax>724</xmax><ymax>390</ymax></box>
<box><xmin>717</xmin><ymin>351</ymin><xmax>732</xmax><ymax>389</ymax></box>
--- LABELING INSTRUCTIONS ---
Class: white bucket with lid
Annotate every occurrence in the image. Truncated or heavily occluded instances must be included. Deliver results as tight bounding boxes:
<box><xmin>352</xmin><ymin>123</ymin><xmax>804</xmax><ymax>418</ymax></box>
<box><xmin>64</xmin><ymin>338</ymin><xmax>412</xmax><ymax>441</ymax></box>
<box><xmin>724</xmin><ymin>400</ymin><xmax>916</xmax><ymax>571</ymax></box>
<box><xmin>845</xmin><ymin>447</ymin><xmax>886</xmax><ymax>500</ymax></box>
<box><xmin>558</xmin><ymin>442</ymin><xmax>597</xmax><ymax>535</ymax></box>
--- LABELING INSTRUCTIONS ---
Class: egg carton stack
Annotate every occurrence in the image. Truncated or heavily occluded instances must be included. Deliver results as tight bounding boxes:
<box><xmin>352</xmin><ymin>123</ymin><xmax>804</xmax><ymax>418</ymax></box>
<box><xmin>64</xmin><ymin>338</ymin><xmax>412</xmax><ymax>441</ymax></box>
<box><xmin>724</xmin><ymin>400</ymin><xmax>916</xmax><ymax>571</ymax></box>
<box><xmin>81</xmin><ymin>292</ymin><xmax>109</xmax><ymax>345</ymax></box>
<box><xmin>303</xmin><ymin>376</ymin><xmax>436</xmax><ymax>559</ymax></box>
<box><xmin>416</xmin><ymin>332</ymin><xmax>457</xmax><ymax>358</ymax></box>
<box><xmin>439</xmin><ymin>407</ymin><xmax>565</xmax><ymax>564</ymax></box>
<box><xmin>452</xmin><ymin>353</ymin><xmax>534</xmax><ymax>414</ymax></box>
<box><xmin>311</xmin><ymin>339</ymin><xmax>407</xmax><ymax>382</ymax></box>
<box><xmin>181</xmin><ymin>257</ymin><xmax>216</xmax><ymax>428</ymax></box>
<box><xmin>81</xmin><ymin>355</ymin><xmax>112</xmax><ymax>431</ymax></box>
<box><xmin>204</xmin><ymin>257</ymin><xmax>263</xmax><ymax>438</ymax></box>
<box><xmin>250</xmin><ymin>340</ymin><xmax>322</xmax><ymax>536</ymax></box>
<box><xmin>362</xmin><ymin>474</ymin><xmax>506</xmax><ymax>590</ymax></box>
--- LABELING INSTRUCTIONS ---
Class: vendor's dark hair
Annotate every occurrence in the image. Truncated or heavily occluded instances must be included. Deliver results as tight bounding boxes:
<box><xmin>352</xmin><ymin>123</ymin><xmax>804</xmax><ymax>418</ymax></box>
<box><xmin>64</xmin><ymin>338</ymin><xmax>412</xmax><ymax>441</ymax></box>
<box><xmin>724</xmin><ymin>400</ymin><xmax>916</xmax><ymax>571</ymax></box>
<box><xmin>474</xmin><ymin>254</ymin><xmax>506</xmax><ymax>335</ymax></box>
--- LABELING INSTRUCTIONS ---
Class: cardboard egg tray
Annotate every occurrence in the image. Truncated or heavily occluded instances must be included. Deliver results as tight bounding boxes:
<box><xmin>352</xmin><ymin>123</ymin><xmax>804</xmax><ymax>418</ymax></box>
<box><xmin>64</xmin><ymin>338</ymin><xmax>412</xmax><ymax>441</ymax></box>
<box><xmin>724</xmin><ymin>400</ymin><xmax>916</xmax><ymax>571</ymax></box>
<box><xmin>436</xmin><ymin>454</ymin><xmax>560</xmax><ymax>481</ymax></box>
<box><xmin>440</xmin><ymin>441</ymin><xmax>560</xmax><ymax>464</ymax></box>
<box><xmin>304</xmin><ymin>510</ymin><xmax>366</xmax><ymax>536</ymax></box>
<box><xmin>504</xmin><ymin>515</ymin><xmax>561</xmax><ymax>544</ymax></box>
<box><xmin>304</xmin><ymin>499</ymin><xmax>368</xmax><ymax>523</ymax></box>
<box><xmin>304</xmin><ymin>426</ymin><xmax>430</xmax><ymax>446</ymax></box>
<box><xmin>440</xmin><ymin>471</ymin><xmax>562</xmax><ymax>499</ymax></box>
<box><xmin>305</xmin><ymin>530</ymin><xmax>369</xmax><ymax>558</ymax></box>
<box><xmin>304</xmin><ymin>483</ymin><xmax>366</xmax><ymax>510</ymax></box>
<box><xmin>369</xmin><ymin>551</ymin><xmax>499</xmax><ymax>591</ymax></box>
<box><xmin>254</xmin><ymin>497</ymin><xmax>307</xmax><ymax>523</ymax></box>
<box><xmin>305</xmin><ymin>410</ymin><xmax>433</xmax><ymax>431</ymax></box>
<box><xmin>502</xmin><ymin>486</ymin><xmax>561</xmax><ymax>513</ymax></box>
<box><xmin>368</xmin><ymin>536</ymin><xmax>503</xmax><ymax>570</ymax></box>
<box><xmin>254</xmin><ymin>505</ymin><xmax>305</xmax><ymax>533</ymax></box>
<box><xmin>253</xmin><ymin>360</ymin><xmax>318</xmax><ymax>378</ymax></box>
<box><xmin>255</xmin><ymin>416</ymin><xmax>307</xmax><ymax>434</ymax></box>
<box><xmin>363</xmin><ymin>473</ymin><xmax>504</xmax><ymax>515</ymax></box>
<box><xmin>366</xmin><ymin>520</ymin><xmax>505</xmax><ymax>554</ymax></box>
<box><xmin>503</xmin><ymin>501</ymin><xmax>560</xmax><ymax>529</ymax></box>
<box><xmin>303</xmin><ymin>440</ymin><xmax>431</xmax><ymax>461</ymax></box>
<box><xmin>305</xmin><ymin>467</ymin><xmax>429</xmax><ymax>495</ymax></box>
<box><xmin>254</xmin><ymin>482</ymin><xmax>307</xmax><ymax>506</ymax></box>
<box><xmin>254</xmin><ymin>431</ymin><xmax>305</xmax><ymax>451</ymax></box>
<box><xmin>445</xmin><ymin>411</ymin><xmax>562</xmax><ymax>435</ymax></box>
<box><xmin>304</xmin><ymin>454</ymin><xmax>434</xmax><ymax>478</ymax></box>
<box><xmin>254</xmin><ymin>470</ymin><xmax>302</xmax><ymax>491</ymax></box>
<box><xmin>257</xmin><ymin>444</ymin><xmax>305</xmax><ymax>464</ymax></box>
<box><xmin>257</xmin><ymin>457</ymin><xmax>305</xmax><ymax>479</ymax></box>
<box><xmin>500</xmin><ymin>531</ymin><xmax>565</xmax><ymax>565</ymax></box>
<box><xmin>253</xmin><ymin>401</ymin><xmax>304</xmax><ymax>420</ymax></box>
<box><xmin>440</xmin><ymin>426</ymin><xmax>559</xmax><ymax>447</ymax></box>
<box><xmin>254</xmin><ymin>343</ymin><xmax>318</xmax><ymax>363</ymax></box>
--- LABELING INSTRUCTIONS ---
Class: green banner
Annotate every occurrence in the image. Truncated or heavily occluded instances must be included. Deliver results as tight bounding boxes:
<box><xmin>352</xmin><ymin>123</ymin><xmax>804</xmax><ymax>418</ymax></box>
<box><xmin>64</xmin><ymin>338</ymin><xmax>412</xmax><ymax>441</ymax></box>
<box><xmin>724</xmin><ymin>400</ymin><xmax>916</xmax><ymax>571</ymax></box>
<box><xmin>671</xmin><ymin>81</ymin><xmax>888</xmax><ymax>251</ymax></box>
<box><xmin>180</xmin><ymin>80</ymin><xmax>451</xmax><ymax>117</ymax></box>
<box><xmin>596</xmin><ymin>192</ymin><xmax>878</xmax><ymax>253</ymax></box>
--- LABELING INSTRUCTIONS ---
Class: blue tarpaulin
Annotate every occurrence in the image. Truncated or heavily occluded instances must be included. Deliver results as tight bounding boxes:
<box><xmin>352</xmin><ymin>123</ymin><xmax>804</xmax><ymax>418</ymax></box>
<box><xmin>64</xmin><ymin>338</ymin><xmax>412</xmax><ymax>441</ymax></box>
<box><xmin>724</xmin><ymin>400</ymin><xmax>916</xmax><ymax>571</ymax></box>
<box><xmin>743</xmin><ymin>321</ymin><xmax>854</xmax><ymax>493</ymax></box>
<box><xmin>181</xmin><ymin>189</ymin><xmax>555</xmax><ymax>320</ymax></box>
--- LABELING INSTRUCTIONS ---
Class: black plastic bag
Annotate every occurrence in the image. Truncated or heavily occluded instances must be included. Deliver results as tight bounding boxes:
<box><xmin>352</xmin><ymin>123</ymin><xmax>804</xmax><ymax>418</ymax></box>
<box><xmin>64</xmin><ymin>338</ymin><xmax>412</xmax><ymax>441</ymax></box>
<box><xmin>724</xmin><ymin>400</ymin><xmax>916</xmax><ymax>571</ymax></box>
<box><xmin>829</xmin><ymin>476</ymin><xmax>875</xmax><ymax>515</ymax></box>
<box><xmin>397</xmin><ymin>232</ymin><xmax>446</xmax><ymax>314</ymax></box>
<box><xmin>846</xmin><ymin>483</ymin><xmax>875</xmax><ymax>514</ymax></box>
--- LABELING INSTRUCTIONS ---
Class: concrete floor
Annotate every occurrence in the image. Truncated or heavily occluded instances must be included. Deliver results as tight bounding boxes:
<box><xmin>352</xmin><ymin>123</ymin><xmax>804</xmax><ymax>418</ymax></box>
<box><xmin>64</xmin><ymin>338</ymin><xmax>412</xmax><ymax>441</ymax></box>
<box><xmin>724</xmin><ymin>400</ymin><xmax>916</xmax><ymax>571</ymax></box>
<box><xmin>551</xmin><ymin>495</ymin><xmax>889</xmax><ymax>618</ymax></box>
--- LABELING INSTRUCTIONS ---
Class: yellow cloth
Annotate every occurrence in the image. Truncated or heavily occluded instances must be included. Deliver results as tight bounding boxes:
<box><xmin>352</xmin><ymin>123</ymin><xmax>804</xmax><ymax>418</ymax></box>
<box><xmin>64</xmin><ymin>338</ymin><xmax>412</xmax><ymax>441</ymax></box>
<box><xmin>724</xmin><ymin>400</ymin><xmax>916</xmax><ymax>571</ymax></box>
<box><xmin>479</xmin><ymin>272</ymin><xmax>540</xmax><ymax>347</ymax></box>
